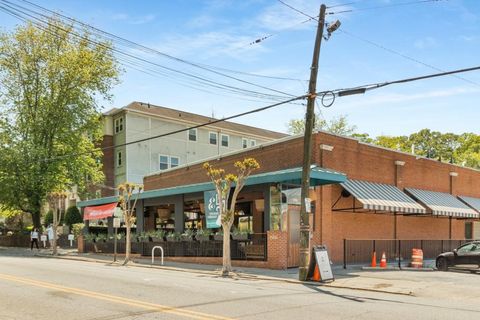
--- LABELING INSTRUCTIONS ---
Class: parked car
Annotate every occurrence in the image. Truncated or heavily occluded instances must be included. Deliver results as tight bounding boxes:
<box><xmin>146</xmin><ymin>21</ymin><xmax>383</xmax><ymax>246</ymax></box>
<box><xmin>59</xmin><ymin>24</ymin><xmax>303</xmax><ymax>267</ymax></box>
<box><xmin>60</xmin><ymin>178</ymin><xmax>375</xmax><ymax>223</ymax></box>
<box><xmin>436</xmin><ymin>241</ymin><xmax>480</xmax><ymax>272</ymax></box>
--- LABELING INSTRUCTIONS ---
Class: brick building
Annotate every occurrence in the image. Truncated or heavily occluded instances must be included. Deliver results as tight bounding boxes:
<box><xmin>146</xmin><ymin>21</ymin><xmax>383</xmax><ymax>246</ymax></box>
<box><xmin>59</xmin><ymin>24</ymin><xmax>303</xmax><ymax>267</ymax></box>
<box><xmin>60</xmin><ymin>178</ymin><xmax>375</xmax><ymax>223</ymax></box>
<box><xmin>79</xmin><ymin>131</ymin><xmax>480</xmax><ymax>269</ymax></box>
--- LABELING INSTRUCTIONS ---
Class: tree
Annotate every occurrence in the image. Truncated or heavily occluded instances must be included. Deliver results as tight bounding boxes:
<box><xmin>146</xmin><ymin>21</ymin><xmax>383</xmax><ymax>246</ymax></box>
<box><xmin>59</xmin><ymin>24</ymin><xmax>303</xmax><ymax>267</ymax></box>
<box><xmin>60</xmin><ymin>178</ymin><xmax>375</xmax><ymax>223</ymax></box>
<box><xmin>287</xmin><ymin>114</ymin><xmax>357</xmax><ymax>136</ymax></box>
<box><xmin>0</xmin><ymin>19</ymin><xmax>119</xmax><ymax>228</ymax></box>
<box><xmin>47</xmin><ymin>192</ymin><xmax>67</xmax><ymax>256</ymax></box>
<box><xmin>118</xmin><ymin>182</ymin><xmax>143</xmax><ymax>265</ymax></box>
<box><xmin>203</xmin><ymin>158</ymin><xmax>259</xmax><ymax>276</ymax></box>
<box><xmin>64</xmin><ymin>206</ymin><xmax>83</xmax><ymax>227</ymax></box>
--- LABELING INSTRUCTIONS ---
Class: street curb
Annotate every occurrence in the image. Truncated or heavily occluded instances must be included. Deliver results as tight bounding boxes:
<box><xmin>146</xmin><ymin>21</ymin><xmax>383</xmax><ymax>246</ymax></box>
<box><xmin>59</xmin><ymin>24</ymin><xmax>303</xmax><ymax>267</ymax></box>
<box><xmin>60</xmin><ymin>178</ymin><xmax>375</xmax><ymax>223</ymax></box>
<box><xmin>35</xmin><ymin>253</ymin><xmax>413</xmax><ymax>296</ymax></box>
<box><xmin>362</xmin><ymin>266</ymin><xmax>435</xmax><ymax>272</ymax></box>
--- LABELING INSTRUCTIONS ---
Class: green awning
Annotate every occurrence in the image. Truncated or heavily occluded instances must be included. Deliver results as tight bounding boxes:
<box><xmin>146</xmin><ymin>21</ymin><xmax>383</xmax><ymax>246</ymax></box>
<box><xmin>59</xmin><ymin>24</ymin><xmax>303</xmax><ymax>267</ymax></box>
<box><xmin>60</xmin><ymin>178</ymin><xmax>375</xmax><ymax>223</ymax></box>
<box><xmin>78</xmin><ymin>166</ymin><xmax>346</xmax><ymax>208</ymax></box>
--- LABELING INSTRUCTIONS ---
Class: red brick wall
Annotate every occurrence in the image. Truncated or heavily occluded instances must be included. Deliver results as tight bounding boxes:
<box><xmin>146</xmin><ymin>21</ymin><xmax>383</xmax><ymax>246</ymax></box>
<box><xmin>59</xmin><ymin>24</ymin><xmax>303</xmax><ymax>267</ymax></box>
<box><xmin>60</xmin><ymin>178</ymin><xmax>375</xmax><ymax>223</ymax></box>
<box><xmin>313</xmin><ymin>132</ymin><xmax>480</xmax><ymax>262</ymax></box>
<box><xmin>144</xmin><ymin>137</ymin><xmax>307</xmax><ymax>190</ymax></box>
<box><xmin>267</xmin><ymin>230</ymin><xmax>288</xmax><ymax>269</ymax></box>
<box><xmin>142</xmin><ymin>132</ymin><xmax>480</xmax><ymax>267</ymax></box>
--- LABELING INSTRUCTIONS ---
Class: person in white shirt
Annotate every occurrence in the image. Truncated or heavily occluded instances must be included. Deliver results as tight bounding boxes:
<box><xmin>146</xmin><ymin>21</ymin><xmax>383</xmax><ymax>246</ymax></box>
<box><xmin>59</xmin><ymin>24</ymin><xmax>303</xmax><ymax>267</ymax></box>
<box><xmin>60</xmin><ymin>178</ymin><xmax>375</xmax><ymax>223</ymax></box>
<box><xmin>46</xmin><ymin>224</ymin><xmax>54</xmax><ymax>248</ymax></box>
<box><xmin>30</xmin><ymin>228</ymin><xmax>39</xmax><ymax>250</ymax></box>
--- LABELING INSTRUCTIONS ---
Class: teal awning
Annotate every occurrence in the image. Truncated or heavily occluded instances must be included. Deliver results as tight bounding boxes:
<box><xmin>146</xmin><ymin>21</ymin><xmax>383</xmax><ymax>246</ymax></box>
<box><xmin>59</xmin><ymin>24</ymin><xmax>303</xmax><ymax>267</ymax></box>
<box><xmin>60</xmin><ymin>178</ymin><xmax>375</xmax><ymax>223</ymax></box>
<box><xmin>78</xmin><ymin>166</ymin><xmax>346</xmax><ymax>208</ymax></box>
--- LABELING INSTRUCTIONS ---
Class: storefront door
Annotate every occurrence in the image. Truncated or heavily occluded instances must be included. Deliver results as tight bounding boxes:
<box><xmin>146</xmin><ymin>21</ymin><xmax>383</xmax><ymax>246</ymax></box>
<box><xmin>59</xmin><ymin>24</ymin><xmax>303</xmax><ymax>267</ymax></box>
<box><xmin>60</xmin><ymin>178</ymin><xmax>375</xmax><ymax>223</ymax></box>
<box><xmin>287</xmin><ymin>206</ymin><xmax>300</xmax><ymax>268</ymax></box>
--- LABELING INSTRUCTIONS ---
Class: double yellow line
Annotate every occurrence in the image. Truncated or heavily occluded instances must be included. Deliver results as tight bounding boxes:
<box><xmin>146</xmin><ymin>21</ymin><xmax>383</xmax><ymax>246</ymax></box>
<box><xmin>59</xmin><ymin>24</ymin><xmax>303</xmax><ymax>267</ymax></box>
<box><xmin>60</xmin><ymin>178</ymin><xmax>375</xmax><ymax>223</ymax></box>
<box><xmin>0</xmin><ymin>273</ymin><xmax>233</xmax><ymax>320</ymax></box>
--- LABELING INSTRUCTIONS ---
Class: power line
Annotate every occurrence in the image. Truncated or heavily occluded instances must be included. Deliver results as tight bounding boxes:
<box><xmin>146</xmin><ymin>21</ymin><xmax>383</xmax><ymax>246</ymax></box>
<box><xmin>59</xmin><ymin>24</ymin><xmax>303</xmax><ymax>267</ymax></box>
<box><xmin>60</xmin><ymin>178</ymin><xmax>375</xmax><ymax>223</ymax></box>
<box><xmin>14</xmin><ymin>0</ymin><xmax>304</xmax><ymax>84</ymax></box>
<box><xmin>0</xmin><ymin>2</ymin><xmax>294</xmax><ymax>103</ymax></box>
<box><xmin>274</xmin><ymin>0</ymin><xmax>479</xmax><ymax>88</ymax></box>
<box><xmin>276</xmin><ymin>0</ymin><xmax>314</xmax><ymax>20</ymax></box>
<box><xmin>337</xmin><ymin>28</ymin><xmax>480</xmax><ymax>88</ymax></box>
<box><xmin>41</xmin><ymin>64</ymin><xmax>480</xmax><ymax>163</ymax></box>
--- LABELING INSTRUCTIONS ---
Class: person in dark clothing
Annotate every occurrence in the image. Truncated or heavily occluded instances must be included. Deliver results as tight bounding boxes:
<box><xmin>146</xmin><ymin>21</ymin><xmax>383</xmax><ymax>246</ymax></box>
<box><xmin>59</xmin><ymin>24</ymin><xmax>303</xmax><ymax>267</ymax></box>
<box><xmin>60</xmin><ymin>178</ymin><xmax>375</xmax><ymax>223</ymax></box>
<box><xmin>30</xmin><ymin>228</ymin><xmax>39</xmax><ymax>250</ymax></box>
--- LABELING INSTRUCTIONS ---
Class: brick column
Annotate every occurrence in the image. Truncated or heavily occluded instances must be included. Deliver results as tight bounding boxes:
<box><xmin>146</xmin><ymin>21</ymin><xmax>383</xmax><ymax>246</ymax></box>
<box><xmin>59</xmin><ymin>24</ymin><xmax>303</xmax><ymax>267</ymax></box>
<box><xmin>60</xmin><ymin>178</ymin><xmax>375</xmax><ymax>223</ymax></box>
<box><xmin>267</xmin><ymin>230</ymin><xmax>288</xmax><ymax>269</ymax></box>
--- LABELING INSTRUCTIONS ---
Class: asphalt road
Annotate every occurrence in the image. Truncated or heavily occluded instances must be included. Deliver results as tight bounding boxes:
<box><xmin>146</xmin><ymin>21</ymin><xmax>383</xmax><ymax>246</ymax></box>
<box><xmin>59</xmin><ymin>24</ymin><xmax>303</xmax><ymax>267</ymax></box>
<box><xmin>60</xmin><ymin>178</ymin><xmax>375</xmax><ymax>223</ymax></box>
<box><xmin>1</xmin><ymin>249</ymin><xmax>480</xmax><ymax>320</ymax></box>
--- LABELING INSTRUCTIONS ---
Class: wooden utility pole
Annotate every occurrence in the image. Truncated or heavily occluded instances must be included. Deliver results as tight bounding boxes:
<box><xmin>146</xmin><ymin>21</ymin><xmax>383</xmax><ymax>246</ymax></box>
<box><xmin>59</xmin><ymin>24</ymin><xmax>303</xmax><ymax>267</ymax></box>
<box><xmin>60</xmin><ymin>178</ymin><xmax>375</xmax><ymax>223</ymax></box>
<box><xmin>299</xmin><ymin>4</ymin><xmax>327</xmax><ymax>281</ymax></box>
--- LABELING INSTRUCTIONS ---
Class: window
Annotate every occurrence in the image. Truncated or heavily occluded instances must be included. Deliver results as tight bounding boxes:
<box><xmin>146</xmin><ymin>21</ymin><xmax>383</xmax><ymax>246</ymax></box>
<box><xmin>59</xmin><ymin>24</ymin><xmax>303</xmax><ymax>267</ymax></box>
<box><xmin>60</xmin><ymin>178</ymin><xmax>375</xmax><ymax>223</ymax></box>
<box><xmin>209</xmin><ymin>132</ymin><xmax>217</xmax><ymax>145</ymax></box>
<box><xmin>188</xmin><ymin>128</ymin><xmax>197</xmax><ymax>142</ymax></box>
<box><xmin>250</xmin><ymin>139</ymin><xmax>256</xmax><ymax>147</ymax></box>
<box><xmin>159</xmin><ymin>155</ymin><xmax>169</xmax><ymax>170</ymax></box>
<box><xmin>115</xmin><ymin>117</ymin><xmax>124</xmax><ymax>134</ymax></box>
<box><xmin>171</xmin><ymin>157</ymin><xmax>179</xmax><ymax>168</ymax></box>
<box><xmin>242</xmin><ymin>138</ymin><xmax>248</xmax><ymax>149</ymax></box>
<box><xmin>159</xmin><ymin>155</ymin><xmax>180</xmax><ymax>171</ymax></box>
<box><xmin>221</xmin><ymin>134</ymin><xmax>229</xmax><ymax>147</ymax></box>
<box><xmin>116</xmin><ymin>151</ymin><xmax>122</xmax><ymax>167</ymax></box>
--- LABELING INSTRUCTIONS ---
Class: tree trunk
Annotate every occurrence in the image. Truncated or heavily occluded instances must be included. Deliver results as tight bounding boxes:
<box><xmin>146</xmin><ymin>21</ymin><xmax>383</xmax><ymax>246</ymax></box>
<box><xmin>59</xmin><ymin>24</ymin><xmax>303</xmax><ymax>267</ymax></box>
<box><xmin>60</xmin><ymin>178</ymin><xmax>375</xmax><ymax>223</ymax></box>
<box><xmin>124</xmin><ymin>221</ymin><xmax>131</xmax><ymax>265</ymax></box>
<box><xmin>31</xmin><ymin>211</ymin><xmax>41</xmax><ymax>229</ymax></box>
<box><xmin>221</xmin><ymin>218</ymin><xmax>234</xmax><ymax>276</ymax></box>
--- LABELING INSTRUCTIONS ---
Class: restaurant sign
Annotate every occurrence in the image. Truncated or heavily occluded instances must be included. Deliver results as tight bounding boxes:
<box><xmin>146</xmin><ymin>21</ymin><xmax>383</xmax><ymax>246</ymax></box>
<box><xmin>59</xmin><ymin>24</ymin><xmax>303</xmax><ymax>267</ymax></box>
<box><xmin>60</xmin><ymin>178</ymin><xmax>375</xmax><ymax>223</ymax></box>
<box><xmin>204</xmin><ymin>190</ymin><xmax>221</xmax><ymax>228</ymax></box>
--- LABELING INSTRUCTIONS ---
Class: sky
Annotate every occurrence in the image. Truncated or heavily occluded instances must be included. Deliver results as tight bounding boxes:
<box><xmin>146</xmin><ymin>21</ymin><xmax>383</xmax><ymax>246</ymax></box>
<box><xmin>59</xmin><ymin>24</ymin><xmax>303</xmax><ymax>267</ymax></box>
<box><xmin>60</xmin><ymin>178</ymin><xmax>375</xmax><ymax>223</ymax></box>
<box><xmin>0</xmin><ymin>0</ymin><xmax>479</xmax><ymax>137</ymax></box>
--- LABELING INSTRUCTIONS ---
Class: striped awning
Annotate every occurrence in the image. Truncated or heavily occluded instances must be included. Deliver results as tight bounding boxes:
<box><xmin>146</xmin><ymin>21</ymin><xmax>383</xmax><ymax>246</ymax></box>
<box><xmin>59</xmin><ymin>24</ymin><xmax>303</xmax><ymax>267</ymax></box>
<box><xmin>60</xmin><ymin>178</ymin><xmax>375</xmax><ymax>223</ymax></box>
<box><xmin>458</xmin><ymin>196</ymin><xmax>480</xmax><ymax>215</ymax></box>
<box><xmin>405</xmin><ymin>188</ymin><xmax>479</xmax><ymax>218</ymax></box>
<box><xmin>340</xmin><ymin>179</ymin><xmax>426</xmax><ymax>214</ymax></box>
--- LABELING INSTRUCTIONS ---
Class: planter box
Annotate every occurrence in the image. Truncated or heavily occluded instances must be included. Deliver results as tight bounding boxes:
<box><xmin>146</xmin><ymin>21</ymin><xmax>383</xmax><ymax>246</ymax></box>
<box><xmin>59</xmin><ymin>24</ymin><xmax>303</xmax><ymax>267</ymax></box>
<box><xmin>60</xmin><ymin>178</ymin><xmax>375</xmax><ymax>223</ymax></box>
<box><xmin>181</xmin><ymin>236</ymin><xmax>193</xmax><ymax>241</ymax></box>
<box><xmin>195</xmin><ymin>235</ymin><xmax>210</xmax><ymax>242</ymax></box>
<box><xmin>214</xmin><ymin>235</ymin><xmax>224</xmax><ymax>241</ymax></box>
<box><xmin>232</xmin><ymin>234</ymin><xmax>249</xmax><ymax>241</ymax></box>
<box><xmin>151</xmin><ymin>237</ymin><xmax>164</xmax><ymax>242</ymax></box>
<box><xmin>166</xmin><ymin>237</ymin><xmax>179</xmax><ymax>242</ymax></box>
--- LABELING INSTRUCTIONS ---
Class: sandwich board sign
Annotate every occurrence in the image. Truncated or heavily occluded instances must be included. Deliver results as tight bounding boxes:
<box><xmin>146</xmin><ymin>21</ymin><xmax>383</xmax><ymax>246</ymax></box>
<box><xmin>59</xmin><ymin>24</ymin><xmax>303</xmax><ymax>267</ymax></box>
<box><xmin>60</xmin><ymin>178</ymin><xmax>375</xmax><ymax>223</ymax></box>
<box><xmin>308</xmin><ymin>245</ymin><xmax>334</xmax><ymax>282</ymax></box>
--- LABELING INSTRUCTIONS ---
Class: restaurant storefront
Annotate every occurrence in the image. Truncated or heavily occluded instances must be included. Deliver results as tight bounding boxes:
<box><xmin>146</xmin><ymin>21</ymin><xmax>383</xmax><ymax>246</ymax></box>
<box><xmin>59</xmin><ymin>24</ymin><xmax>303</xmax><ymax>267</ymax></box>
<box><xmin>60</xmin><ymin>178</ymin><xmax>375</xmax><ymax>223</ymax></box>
<box><xmin>78</xmin><ymin>132</ymin><xmax>480</xmax><ymax>269</ymax></box>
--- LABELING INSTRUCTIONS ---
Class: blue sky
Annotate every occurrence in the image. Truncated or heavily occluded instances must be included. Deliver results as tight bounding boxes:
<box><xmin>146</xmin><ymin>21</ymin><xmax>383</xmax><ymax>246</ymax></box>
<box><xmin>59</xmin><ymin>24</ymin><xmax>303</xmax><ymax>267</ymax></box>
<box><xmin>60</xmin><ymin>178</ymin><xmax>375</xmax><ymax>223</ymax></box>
<box><xmin>1</xmin><ymin>0</ymin><xmax>479</xmax><ymax>137</ymax></box>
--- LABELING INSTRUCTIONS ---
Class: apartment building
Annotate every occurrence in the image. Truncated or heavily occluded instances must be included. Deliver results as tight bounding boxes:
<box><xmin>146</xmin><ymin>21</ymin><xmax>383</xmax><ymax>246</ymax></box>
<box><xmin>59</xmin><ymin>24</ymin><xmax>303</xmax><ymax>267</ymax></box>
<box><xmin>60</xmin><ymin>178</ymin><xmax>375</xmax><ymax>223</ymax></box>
<box><xmin>99</xmin><ymin>101</ymin><xmax>287</xmax><ymax>196</ymax></box>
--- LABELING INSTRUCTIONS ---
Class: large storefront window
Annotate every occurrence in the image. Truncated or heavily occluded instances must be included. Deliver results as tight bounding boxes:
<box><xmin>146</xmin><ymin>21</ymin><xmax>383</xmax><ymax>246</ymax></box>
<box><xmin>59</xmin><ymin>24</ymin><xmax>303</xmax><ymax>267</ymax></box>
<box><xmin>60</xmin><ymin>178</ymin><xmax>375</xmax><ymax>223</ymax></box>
<box><xmin>184</xmin><ymin>200</ymin><xmax>204</xmax><ymax>230</ymax></box>
<box><xmin>155</xmin><ymin>204</ymin><xmax>175</xmax><ymax>231</ymax></box>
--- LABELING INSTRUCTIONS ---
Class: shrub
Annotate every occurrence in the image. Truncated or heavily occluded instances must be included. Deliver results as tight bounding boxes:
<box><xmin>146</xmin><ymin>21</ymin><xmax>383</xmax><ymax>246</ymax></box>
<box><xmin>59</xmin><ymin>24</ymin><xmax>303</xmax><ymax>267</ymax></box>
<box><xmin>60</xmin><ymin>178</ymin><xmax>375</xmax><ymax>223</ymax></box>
<box><xmin>64</xmin><ymin>206</ymin><xmax>82</xmax><ymax>227</ymax></box>
<box><xmin>71</xmin><ymin>223</ymin><xmax>85</xmax><ymax>238</ymax></box>
<box><xmin>43</xmin><ymin>210</ymin><xmax>53</xmax><ymax>226</ymax></box>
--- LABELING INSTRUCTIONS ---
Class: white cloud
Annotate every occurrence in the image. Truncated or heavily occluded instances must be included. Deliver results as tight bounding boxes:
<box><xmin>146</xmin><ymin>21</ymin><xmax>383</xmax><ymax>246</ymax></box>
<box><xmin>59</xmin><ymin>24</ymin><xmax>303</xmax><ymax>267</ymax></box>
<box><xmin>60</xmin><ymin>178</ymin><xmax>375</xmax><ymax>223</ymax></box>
<box><xmin>110</xmin><ymin>13</ymin><xmax>155</xmax><ymax>25</ymax></box>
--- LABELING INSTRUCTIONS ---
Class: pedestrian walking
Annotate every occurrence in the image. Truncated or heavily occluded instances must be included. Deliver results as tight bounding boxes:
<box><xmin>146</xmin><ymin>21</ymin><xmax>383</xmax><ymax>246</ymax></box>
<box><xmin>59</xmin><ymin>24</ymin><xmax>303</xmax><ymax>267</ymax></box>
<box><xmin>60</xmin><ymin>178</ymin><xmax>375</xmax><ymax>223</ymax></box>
<box><xmin>30</xmin><ymin>228</ymin><xmax>39</xmax><ymax>250</ymax></box>
<box><xmin>46</xmin><ymin>224</ymin><xmax>54</xmax><ymax>248</ymax></box>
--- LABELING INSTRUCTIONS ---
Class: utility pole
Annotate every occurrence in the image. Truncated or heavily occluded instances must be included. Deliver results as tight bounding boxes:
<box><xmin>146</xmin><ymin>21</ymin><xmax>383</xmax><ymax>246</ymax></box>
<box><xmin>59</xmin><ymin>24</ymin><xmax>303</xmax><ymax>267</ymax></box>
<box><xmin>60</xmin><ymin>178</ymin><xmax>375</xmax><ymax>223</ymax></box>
<box><xmin>299</xmin><ymin>4</ymin><xmax>327</xmax><ymax>281</ymax></box>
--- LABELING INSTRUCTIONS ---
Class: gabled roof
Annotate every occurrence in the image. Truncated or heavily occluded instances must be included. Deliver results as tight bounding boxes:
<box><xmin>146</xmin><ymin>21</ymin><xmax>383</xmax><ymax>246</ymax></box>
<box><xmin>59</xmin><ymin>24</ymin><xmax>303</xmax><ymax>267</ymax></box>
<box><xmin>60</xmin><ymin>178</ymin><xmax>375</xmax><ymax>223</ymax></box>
<box><xmin>105</xmin><ymin>101</ymin><xmax>288</xmax><ymax>140</ymax></box>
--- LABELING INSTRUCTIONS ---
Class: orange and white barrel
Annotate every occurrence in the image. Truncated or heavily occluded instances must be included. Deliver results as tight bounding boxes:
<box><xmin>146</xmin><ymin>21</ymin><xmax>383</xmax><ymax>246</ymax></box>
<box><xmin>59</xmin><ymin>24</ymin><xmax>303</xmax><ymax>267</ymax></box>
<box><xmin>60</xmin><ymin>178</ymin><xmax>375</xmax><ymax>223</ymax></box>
<box><xmin>411</xmin><ymin>248</ymin><xmax>423</xmax><ymax>268</ymax></box>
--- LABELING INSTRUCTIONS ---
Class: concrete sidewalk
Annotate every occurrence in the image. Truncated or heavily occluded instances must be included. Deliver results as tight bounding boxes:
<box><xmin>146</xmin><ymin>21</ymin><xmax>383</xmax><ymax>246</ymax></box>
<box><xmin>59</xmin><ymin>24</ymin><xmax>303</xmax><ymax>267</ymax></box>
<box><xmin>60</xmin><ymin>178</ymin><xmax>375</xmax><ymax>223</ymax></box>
<box><xmin>1</xmin><ymin>246</ymin><xmax>421</xmax><ymax>295</ymax></box>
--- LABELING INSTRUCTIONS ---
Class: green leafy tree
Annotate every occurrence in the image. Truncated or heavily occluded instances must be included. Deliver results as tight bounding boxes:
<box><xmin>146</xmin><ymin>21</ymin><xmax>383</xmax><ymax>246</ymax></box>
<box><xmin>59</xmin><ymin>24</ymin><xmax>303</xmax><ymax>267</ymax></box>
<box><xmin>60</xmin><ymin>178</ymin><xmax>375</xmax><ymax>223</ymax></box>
<box><xmin>374</xmin><ymin>135</ymin><xmax>409</xmax><ymax>152</ymax></box>
<box><xmin>287</xmin><ymin>114</ymin><xmax>357</xmax><ymax>136</ymax></box>
<box><xmin>0</xmin><ymin>19</ymin><xmax>120</xmax><ymax>228</ymax></box>
<box><xmin>64</xmin><ymin>206</ymin><xmax>83</xmax><ymax>227</ymax></box>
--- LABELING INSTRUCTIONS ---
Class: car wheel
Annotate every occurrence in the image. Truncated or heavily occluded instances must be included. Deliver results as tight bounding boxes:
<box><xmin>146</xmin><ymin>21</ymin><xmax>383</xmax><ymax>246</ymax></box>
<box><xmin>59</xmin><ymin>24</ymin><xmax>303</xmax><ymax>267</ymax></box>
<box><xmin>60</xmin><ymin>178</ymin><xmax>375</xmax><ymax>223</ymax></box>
<box><xmin>437</xmin><ymin>257</ymin><xmax>448</xmax><ymax>271</ymax></box>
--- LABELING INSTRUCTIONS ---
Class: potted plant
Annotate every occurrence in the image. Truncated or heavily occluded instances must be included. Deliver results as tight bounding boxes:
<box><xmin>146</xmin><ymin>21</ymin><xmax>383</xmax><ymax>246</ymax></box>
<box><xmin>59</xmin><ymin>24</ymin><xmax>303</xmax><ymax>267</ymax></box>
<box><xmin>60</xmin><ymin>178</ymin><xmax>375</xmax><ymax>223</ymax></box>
<box><xmin>84</xmin><ymin>233</ymin><xmax>97</xmax><ymax>243</ymax></box>
<box><xmin>138</xmin><ymin>231</ymin><xmax>150</xmax><ymax>243</ymax></box>
<box><xmin>96</xmin><ymin>233</ymin><xmax>107</xmax><ymax>242</ymax></box>
<box><xmin>195</xmin><ymin>229</ymin><xmax>212</xmax><ymax>241</ymax></box>
<box><xmin>214</xmin><ymin>230</ymin><xmax>223</xmax><ymax>241</ymax></box>
<box><xmin>181</xmin><ymin>229</ymin><xmax>194</xmax><ymax>241</ymax></box>
<box><xmin>150</xmin><ymin>230</ymin><xmax>165</xmax><ymax>242</ymax></box>
<box><xmin>166</xmin><ymin>232</ymin><xmax>180</xmax><ymax>242</ymax></box>
<box><xmin>231</xmin><ymin>228</ymin><xmax>249</xmax><ymax>241</ymax></box>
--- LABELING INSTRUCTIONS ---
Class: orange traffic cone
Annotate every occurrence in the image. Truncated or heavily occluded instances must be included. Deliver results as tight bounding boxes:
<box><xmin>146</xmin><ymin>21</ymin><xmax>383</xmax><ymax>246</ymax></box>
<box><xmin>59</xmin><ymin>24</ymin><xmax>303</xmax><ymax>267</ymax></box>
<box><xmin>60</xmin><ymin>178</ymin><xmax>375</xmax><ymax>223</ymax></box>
<box><xmin>371</xmin><ymin>251</ymin><xmax>377</xmax><ymax>268</ymax></box>
<box><xmin>312</xmin><ymin>264</ymin><xmax>321</xmax><ymax>282</ymax></box>
<box><xmin>380</xmin><ymin>252</ymin><xmax>387</xmax><ymax>268</ymax></box>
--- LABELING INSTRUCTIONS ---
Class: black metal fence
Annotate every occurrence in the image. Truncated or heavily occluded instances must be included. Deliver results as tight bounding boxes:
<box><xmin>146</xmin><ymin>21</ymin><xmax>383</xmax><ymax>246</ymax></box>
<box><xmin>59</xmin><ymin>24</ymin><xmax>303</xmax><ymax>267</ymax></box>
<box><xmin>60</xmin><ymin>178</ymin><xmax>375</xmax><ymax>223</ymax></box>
<box><xmin>0</xmin><ymin>234</ymin><xmax>77</xmax><ymax>249</ymax></box>
<box><xmin>343</xmin><ymin>239</ymin><xmax>477</xmax><ymax>268</ymax></box>
<box><xmin>84</xmin><ymin>233</ymin><xmax>268</xmax><ymax>261</ymax></box>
